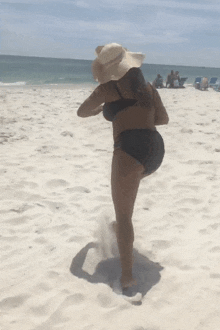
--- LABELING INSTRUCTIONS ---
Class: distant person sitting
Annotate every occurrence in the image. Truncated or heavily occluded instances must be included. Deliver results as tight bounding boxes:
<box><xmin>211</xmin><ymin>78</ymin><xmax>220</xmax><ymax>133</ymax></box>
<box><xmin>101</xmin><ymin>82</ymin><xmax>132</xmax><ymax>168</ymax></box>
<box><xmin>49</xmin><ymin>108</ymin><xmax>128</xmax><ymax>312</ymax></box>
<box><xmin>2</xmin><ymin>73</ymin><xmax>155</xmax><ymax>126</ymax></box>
<box><xmin>152</xmin><ymin>74</ymin><xmax>164</xmax><ymax>88</ymax></box>
<box><xmin>173</xmin><ymin>71</ymin><xmax>180</xmax><ymax>88</ymax></box>
<box><xmin>194</xmin><ymin>80</ymin><xmax>201</xmax><ymax>90</ymax></box>
<box><xmin>166</xmin><ymin>70</ymin><xmax>174</xmax><ymax>88</ymax></box>
<box><xmin>201</xmin><ymin>77</ymin><xmax>208</xmax><ymax>91</ymax></box>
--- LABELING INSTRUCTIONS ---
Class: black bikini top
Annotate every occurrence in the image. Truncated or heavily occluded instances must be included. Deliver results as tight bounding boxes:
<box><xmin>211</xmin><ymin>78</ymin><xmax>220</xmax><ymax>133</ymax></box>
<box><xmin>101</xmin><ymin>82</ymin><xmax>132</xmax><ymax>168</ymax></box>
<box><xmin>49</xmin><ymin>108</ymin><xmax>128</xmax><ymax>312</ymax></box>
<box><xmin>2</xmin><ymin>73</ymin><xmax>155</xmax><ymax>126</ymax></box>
<box><xmin>103</xmin><ymin>83</ymin><xmax>137</xmax><ymax>122</ymax></box>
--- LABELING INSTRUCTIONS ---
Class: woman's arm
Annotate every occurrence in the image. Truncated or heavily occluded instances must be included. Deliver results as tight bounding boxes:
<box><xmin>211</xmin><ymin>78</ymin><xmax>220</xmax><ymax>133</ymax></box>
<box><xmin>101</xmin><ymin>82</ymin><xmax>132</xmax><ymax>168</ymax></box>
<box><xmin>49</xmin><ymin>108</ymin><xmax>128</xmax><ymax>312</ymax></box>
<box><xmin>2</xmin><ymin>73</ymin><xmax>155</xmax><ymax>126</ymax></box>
<box><xmin>77</xmin><ymin>86</ymin><xmax>105</xmax><ymax>118</ymax></box>
<box><xmin>153</xmin><ymin>87</ymin><xmax>169</xmax><ymax>125</ymax></box>
<box><xmin>77</xmin><ymin>103</ymin><xmax>103</xmax><ymax>117</ymax></box>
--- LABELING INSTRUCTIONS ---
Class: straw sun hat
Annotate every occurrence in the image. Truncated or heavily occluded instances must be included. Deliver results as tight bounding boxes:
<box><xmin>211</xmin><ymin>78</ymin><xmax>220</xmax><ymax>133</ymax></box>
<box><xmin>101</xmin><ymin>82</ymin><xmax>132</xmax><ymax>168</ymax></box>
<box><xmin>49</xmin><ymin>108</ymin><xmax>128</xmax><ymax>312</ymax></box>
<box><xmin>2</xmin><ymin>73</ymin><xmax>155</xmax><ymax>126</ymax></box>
<box><xmin>92</xmin><ymin>43</ymin><xmax>145</xmax><ymax>84</ymax></box>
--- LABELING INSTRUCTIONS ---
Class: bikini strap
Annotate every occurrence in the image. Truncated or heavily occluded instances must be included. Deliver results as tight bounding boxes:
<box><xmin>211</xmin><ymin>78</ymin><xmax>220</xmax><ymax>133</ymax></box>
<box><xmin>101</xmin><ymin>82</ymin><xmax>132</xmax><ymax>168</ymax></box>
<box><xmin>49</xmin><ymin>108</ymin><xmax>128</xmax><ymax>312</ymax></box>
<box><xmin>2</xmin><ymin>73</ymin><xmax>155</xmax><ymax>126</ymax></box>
<box><xmin>115</xmin><ymin>82</ymin><xmax>124</xmax><ymax>99</ymax></box>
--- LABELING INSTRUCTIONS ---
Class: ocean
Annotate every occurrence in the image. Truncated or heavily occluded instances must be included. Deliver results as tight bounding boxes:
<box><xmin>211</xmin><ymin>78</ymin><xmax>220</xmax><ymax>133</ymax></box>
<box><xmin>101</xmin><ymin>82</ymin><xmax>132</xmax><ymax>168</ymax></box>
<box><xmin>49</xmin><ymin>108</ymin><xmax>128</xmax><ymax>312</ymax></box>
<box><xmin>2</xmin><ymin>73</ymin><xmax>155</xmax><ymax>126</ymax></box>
<box><xmin>1</xmin><ymin>55</ymin><xmax>220</xmax><ymax>86</ymax></box>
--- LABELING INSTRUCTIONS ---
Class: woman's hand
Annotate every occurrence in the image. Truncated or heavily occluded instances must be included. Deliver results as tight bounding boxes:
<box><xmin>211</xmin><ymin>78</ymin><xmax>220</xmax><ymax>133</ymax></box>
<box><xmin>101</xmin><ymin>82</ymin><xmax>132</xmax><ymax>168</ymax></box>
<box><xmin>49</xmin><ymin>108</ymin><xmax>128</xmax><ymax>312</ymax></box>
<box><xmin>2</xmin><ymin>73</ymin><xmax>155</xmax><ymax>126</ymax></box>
<box><xmin>77</xmin><ymin>104</ymin><xmax>103</xmax><ymax>117</ymax></box>
<box><xmin>77</xmin><ymin>87</ymin><xmax>104</xmax><ymax>118</ymax></box>
<box><xmin>91</xmin><ymin>105</ymin><xmax>103</xmax><ymax>116</ymax></box>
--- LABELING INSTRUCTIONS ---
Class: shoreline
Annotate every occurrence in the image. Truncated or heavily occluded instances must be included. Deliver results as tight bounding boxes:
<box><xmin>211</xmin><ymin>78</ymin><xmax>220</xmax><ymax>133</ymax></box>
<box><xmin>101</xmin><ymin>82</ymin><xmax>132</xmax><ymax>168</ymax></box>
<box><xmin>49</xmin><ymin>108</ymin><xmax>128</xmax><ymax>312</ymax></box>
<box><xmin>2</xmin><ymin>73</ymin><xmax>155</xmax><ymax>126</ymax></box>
<box><xmin>0</xmin><ymin>82</ymin><xmax>197</xmax><ymax>90</ymax></box>
<box><xmin>0</xmin><ymin>83</ymin><xmax>97</xmax><ymax>90</ymax></box>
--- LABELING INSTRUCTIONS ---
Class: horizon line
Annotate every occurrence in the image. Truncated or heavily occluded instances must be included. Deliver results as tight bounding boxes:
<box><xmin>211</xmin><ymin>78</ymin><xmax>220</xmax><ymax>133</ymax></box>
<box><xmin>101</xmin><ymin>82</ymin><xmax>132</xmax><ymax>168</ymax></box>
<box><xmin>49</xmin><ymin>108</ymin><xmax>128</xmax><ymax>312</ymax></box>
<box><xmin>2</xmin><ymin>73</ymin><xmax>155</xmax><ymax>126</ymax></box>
<box><xmin>0</xmin><ymin>53</ymin><xmax>220</xmax><ymax>70</ymax></box>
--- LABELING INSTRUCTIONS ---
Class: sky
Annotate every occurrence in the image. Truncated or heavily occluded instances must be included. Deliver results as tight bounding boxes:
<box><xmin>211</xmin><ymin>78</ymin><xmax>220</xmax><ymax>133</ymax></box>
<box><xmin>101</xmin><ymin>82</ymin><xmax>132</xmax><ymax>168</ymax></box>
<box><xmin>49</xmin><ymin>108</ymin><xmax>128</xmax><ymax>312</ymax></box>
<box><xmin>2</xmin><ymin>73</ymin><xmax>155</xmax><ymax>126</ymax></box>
<box><xmin>1</xmin><ymin>0</ymin><xmax>220</xmax><ymax>67</ymax></box>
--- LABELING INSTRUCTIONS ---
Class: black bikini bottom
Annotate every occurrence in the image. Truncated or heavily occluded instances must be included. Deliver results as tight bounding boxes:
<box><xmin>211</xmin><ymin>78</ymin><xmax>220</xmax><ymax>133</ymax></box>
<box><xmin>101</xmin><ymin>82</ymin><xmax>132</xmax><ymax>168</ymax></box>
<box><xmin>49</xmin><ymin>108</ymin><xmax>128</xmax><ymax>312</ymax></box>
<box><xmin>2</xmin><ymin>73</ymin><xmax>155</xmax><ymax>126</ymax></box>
<box><xmin>114</xmin><ymin>129</ymin><xmax>165</xmax><ymax>176</ymax></box>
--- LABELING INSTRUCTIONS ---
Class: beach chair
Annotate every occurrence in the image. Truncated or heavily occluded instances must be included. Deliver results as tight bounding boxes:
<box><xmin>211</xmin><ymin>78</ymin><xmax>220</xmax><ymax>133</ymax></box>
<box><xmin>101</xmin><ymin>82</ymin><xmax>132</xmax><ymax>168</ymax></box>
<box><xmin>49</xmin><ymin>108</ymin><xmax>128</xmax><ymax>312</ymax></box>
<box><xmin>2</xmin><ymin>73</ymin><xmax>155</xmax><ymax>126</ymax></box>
<box><xmin>214</xmin><ymin>82</ymin><xmax>220</xmax><ymax>92</ymax></box>
<box><xmin>179</xmin><ymin>77</ymin><xmax>188</xmax><ymax>87</ymax></box>
<box><xmin>194</xmin><ymin>77</ymin><xmax>202</xmax><ymax>89</ymax></box>
<box><xmin>209</xmin><ymin>77</ymin><xmax>218</xmax><ymax>88</ymax></box>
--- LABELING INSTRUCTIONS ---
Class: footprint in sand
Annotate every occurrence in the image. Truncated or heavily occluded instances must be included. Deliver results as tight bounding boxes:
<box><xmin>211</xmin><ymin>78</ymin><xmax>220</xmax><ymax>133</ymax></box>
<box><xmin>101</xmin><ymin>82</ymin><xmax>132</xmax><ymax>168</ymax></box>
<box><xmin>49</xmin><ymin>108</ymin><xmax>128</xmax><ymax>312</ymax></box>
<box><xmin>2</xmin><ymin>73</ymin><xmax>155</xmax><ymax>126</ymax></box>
<box><xmin>22</xmin><ymin>166</ymin><xmax>36</xmax><ymax>172</ymax></box>
<box><xmin>209</xmin><ymin>246</ymin><xmax>220</xmax><ymax>253</ymax></box>
<box><xmin>84</xmin><ymin>144</ymin><xmax>94</xmax><ymax>148</ymax></box>
<box><xmin>10</xmin><ymin>203</ymin><xmax>34</xmax><ymax>214</ymax></box>
<box><xmin>67</xmin><ymin>235</ymin><xmax>84</xmax><ymax>243</ymax></box>
<box><xmin>6</xmin><ymin>215</ymin><xmax>29</xmax><ymax>226</ymax></box>
<box><xmin>44</xmin><ymin>201</ymin><xmax>66</xmax><ymax>212</ymax></box>
<box><xmin>65</xmin><ymin>186</ymin><xmax>91</xmax><ymax>194</ymax></box>
<box><xmin>96</xmin><ymin>293</ymin><xmax>115</xmax><ymax>308</ymax></box>
<box><xmin>30</xmin><ymin>292</ymin><xmax>84</xmax><ymax>317</ymax></box>
<box><xmin>209</xmin><ymin>223</ymin><xmax>220</xmax><ymax>230</ymax></box>
<box><xmin>180</xmin><ymin>128</ymin><xmax>193</xmax><ymax>134</ymax></box>
<box><xmin>151</xmin><ymin>240</ymin><xmax>171</xmax><ymax>249</ymax></box>
<box><xmin>46</xmin><ymin>179</ymin><xmax>70</xmax><ymax>189</ymax></box>
<box><xmin>93</xmin><ymin>195</ymin><xmax>110</xmax><ymax>202</ymax></box>
<box><xmin>0</xmin><ymin>295</ymin><xmax>30</xmax><ymax>310</ymax></box>
<box><xmin>65</xmin><ymin>293</ymin><xmax>85</xmax><ymax>304</ymax></box>
<box><xmin>173</xmin><ymin>184</ymin><xmax>200</xmax><ymax>192</ymax></box>
<box><xmin>29</xmin><ymin>303</ymin><xmax>49</xmax><ymax>316</ymax></box>
<box><xmin>61</xmin><ymin>131</ymin><xmax>74</xmax><ymax>138</ymax></box>
<box><xmin>210</xmin><ymin>273</ymin><xmax>220</xmax><ymax>279</ymax></box>
<box><xmin>0</xmin><ymin>168</ymin><xmax>7</xmax><ymax>175</ymax></box>
<box><xmin>34</xmin><ymin>237</ymin><xmax>48</xmax><ymax>244</ymax></box>
<box><xmin>36</xmin><ymin>145</ymin><xmax>59</xmax><ymax>154</ymax></box>
<box><xmin>175</xmin><ymin>198</ymin><xmax>202</xmax><ymax>206</ymax></box>
<box><xmin>34</xmin><ymin>282</ymin><xmax>52</xmax><ymax>292</ymax></box>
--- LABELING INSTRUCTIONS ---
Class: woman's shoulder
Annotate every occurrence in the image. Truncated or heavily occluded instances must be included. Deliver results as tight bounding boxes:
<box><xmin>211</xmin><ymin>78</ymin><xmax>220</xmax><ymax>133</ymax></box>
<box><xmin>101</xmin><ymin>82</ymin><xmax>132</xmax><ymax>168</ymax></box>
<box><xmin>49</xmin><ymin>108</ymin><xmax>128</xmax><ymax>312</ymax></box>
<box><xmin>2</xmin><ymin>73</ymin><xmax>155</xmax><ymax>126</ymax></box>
<box><xmin>98</xmin><ymin>80</ymin><xmax>116</xmax><ymax>92</ymax></box>
<box><xmin>92</xmin><ymin>80</ymin><xmax>114</xmax><ymax>96</ymax></box>
<box><xmin>124</xmin><ymin>67</ymin><xmax>143</xmax><ymax>78</ymax></box>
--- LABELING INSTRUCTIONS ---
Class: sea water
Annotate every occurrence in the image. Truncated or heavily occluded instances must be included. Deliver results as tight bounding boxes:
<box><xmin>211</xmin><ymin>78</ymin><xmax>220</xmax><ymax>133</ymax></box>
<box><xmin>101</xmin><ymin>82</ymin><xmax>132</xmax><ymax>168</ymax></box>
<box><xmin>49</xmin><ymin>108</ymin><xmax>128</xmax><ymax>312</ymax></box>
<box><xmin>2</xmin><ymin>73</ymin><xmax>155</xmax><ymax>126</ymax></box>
<box><xmin>1</xmin><ymin>54</ymin><xmax>220</xmax><ymax>86</ymax></box>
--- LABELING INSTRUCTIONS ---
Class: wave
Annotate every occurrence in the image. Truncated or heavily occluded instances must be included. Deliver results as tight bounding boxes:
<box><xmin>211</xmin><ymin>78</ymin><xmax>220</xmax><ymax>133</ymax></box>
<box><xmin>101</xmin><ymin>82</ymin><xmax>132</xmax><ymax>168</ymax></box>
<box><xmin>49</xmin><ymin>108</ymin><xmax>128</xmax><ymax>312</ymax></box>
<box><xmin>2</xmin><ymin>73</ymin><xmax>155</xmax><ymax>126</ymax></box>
<box><xmin>0</xmin><ymin>81</ymin><xmax>26</xmax><ymax>86</ymax></box>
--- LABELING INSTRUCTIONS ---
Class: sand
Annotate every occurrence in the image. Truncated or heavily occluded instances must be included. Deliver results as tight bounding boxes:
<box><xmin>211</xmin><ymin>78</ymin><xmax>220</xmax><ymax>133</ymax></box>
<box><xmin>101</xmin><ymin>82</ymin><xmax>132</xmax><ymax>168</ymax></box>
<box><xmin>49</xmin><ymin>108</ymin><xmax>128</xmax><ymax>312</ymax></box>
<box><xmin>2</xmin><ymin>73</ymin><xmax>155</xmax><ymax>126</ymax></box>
<box><xmin>0</xmin><ymin>84</ymin><xmax>220</xmax><ymax>330</ymax></box>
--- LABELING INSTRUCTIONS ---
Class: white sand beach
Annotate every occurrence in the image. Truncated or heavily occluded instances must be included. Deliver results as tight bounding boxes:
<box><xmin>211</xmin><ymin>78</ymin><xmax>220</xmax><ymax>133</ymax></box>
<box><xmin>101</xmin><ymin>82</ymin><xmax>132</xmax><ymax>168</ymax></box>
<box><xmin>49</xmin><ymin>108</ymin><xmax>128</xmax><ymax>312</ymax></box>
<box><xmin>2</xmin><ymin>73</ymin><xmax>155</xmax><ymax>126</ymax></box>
<box><xmin>0</xmin><ymin>84</ymin><xmax>220</xmax><ymax>330</ymax></box>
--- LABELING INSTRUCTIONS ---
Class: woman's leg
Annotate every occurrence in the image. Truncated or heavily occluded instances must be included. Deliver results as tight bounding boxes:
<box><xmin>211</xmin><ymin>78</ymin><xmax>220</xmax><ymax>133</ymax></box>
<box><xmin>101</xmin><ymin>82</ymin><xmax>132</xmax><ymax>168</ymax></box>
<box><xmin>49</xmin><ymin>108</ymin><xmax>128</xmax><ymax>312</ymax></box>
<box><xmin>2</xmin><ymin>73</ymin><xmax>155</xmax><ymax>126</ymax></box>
<box><xmin>111</xmin><ymin>148</ymin><xmax>144</xmax><ymax>288</ymax></box>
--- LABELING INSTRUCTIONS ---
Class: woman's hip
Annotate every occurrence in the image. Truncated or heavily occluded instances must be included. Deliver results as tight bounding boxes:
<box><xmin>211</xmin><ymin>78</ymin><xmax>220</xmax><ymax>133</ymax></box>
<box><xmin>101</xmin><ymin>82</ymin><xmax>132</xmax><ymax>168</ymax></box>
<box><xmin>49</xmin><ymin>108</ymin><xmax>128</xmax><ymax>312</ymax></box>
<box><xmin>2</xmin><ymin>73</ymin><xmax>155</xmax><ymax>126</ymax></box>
<box><xmin>114</xmin><ymin>129</ymin><xmax>165</xmax><ymax>176</ymax></box>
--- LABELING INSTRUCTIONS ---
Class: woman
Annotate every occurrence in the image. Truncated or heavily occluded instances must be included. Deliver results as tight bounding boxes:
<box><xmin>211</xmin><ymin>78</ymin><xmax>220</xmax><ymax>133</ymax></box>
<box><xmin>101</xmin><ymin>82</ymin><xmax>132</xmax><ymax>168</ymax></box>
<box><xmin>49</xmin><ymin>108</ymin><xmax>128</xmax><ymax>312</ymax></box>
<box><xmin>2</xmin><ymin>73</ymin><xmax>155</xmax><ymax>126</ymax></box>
<box><xmin>166</xmin><ymin>70</ymin><xmax>174</xmax><ymax>88</ymax></box>
<box><xmin>201</xmin><ymin>77</ymin><xmax>208</xmax><ymax>91</ymax></box>
<box><xmin>152</xmin><ymin>74</ymin><xmax>164</xmax><ymax>89</ymax></box>
<box><xmin>77</xmin><ymin>43</ymin><xmax>169</xmax><ymax>291</ymax></box>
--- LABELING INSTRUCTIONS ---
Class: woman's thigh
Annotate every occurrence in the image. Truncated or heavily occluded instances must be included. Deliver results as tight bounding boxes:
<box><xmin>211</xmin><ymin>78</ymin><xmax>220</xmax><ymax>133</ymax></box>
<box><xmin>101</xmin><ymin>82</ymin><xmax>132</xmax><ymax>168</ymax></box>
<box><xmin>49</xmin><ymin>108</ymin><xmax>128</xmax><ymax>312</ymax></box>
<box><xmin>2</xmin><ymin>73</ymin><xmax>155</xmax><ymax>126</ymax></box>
<box><xmin>111</xmin><ymin>148</ymin><xmax>144</xmax><ymax>220</ymax></box>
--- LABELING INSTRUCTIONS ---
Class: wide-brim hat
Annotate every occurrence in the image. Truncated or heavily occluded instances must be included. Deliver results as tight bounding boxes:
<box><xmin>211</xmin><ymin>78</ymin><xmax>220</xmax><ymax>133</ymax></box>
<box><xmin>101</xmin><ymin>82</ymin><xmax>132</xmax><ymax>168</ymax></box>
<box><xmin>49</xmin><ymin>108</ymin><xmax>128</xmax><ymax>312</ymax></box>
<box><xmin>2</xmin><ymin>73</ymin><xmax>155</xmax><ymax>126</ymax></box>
<box><xmin>92</xmin><ymin>43</ymin><xmax>145</xmax><ymax>84</ymax></box>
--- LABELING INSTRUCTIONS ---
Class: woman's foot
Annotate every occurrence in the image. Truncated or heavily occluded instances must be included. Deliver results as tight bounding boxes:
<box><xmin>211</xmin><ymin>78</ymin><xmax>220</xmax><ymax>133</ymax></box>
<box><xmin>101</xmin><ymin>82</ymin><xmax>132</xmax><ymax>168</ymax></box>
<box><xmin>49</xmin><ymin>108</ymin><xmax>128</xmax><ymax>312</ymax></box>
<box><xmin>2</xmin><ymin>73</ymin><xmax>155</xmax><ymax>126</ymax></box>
<box><xmin>121</xmin><ymin>277</ymin><xmax>137</xmax><ymax>289</ymax></box>
<box><xmin>122</xmin><ymin>278</ymin><xmax>138</xmax><ymax>298</ymax></box>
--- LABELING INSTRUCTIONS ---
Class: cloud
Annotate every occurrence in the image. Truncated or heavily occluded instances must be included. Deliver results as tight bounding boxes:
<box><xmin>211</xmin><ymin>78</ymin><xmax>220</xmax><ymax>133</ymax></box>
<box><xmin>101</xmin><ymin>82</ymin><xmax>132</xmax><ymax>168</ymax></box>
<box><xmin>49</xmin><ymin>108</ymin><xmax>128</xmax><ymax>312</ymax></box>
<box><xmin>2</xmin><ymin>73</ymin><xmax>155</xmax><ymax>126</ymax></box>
<box><xmin>1</xmin><ymin>0</ymin><xmax>220</xmax><ymax>67</ymax></box>
<box><xmin>3</xmin><ymin>0</ymin><xmax>220</xmax><ymax>12</ymax></box>
<box><xmin>72</xmin><ymin>0</ymin><xmax>220</xmax><ymax>13</ymax></box>
<box><xmin>1</xmin><ymin>28</ymin><xmax>93</xmax><ymax>59</ymax></box>
<box><xmin>2</xmin><ymin>3</ymin><xmax>214</xmax><ymax>45</ymax></box>
<box><xmin>74</xmin><ymin>0</ymin><xmax>90</xmax><ymax>8</ymax></box>
<box><xmin>149</xmin><ymin>46</ymin><xmax>220</xmax><ymax>67</ymax></box>
<box><xmin>149</xmin><ymin>11</ymin><xmax>212</xmax><ymax>34</ymax></box>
